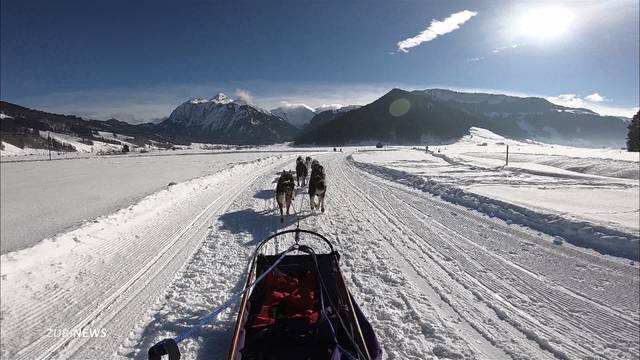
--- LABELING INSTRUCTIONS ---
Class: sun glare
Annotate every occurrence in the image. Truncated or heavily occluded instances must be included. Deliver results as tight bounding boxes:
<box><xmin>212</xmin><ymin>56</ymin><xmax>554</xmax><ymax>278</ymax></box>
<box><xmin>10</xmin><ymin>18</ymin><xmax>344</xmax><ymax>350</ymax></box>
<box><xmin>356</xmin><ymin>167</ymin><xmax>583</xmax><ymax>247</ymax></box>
<box><xmin>517</xmin><ymin>7</ymin><xmax>575</xmax><ymax>41</ymax></box>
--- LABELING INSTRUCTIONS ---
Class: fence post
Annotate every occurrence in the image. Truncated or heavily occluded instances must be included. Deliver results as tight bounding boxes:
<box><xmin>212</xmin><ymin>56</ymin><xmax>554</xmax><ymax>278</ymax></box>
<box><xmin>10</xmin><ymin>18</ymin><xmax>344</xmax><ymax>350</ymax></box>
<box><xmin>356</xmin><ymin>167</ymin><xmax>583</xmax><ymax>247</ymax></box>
<box><xmin>505</xmin><ymin>144</ymin><xmax>509</xmax><ymax>166</ymax></box>
<box><xmin>48</xmin><ymin>132</ymin><xmax>52</xmax><ymax>161</ymax></box>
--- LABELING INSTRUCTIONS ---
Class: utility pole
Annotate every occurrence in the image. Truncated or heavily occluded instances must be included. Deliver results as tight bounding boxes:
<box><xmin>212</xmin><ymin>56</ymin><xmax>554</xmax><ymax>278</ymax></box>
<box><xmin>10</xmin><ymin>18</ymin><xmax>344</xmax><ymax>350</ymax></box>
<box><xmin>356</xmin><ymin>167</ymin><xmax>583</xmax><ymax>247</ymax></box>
<box><xmin>505</xmin><ymin>144</ymin><xmax>509</xmax><ymax>166</ymax></box>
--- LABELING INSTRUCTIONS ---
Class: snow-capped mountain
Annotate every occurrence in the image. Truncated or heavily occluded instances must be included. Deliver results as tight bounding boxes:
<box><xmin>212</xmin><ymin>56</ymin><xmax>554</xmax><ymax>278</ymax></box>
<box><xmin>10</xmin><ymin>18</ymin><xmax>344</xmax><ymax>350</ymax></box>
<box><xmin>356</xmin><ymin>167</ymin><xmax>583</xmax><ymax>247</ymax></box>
<box><xmin>270</xmin><ymin>103</ymin><xmax>316</xmax><ymax>128</ymax></box>
<box><xmin>157</xmin><ymin>93</ymin><xmax>299</xmax><ymax>144</ymax></box>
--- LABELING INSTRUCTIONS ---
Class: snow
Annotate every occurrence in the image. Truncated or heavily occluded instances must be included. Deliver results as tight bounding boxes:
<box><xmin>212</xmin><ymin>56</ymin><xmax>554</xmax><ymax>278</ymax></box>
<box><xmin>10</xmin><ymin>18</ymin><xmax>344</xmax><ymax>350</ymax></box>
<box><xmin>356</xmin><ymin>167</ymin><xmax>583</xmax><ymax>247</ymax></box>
<box><xmin>354</xmin><ymin>128</ymin><xmax>639</xmax><ymax>232</ymax></box>
<box><xmin>1</xmin><ymin>141</ymin><xmax>38</xmax><ymax>156</ymax></box>
<box><xmin>270</xmin><ymin>103</ymin><xmax>316</xmax><ymax>128</ymax></box>
<box><xmin>170</xmin><ymin>94</ymin><xmax>275</xmax><ymax>130</ymax></box>
<box><xmin>96</xmin><ymin>131</ymin><xmax>134</xmax><ymax>141</ymax></box>
<box><xmin>189</xmin><ymin>93</ymin><xmax>233</xmax><ymax>105</ymax></box>
<box><xmin>1</xmin><ymin>146</ymin><xmax>638</xmax><ymax>359</ymax></box>
<box><xmin>41</xmin><ymin>130</ymin><xmax>136</xmax><ymax>153</ymax></box>
<box><xmin>211</xmin><ymin>92</ymin><xmax>233</xmax><ymax>104</ymax></box>
<box><xmin>0</xmin><ymin>112</ymin><xmax>13</xmax><ymax>119</ymax></box>
<box><xmin>0</xmin><ymin>151</ymin><xmax>318</xmax><ymax>254</ymax></box>
<box><xmin>0</xmin><ymin>130</ymin><xmax>137</xmax><ymax>158</ymax></box>
<box><xmin>352</xmin><ymin>129</ymin><xmax>639</xmax><ymax>259</ymax></box>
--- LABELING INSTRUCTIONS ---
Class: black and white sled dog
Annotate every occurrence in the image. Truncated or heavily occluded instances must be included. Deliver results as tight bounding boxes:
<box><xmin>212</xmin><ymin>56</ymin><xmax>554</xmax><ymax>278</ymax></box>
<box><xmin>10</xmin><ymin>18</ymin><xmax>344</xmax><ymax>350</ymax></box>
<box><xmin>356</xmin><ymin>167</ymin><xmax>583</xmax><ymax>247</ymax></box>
<box><xmin>308</xmin><ymin>162</ymin><xmax>326</xmax><ymax>213</ymax></box>
<box><xmin>275</xmin><ymin>170</ymin><xmax>295</xmax><ymax>222</ymax></box>
<box><xmin>295</xmin><ymin>156</ymin><xmax>308</xmax><ymax>187</ymax></box>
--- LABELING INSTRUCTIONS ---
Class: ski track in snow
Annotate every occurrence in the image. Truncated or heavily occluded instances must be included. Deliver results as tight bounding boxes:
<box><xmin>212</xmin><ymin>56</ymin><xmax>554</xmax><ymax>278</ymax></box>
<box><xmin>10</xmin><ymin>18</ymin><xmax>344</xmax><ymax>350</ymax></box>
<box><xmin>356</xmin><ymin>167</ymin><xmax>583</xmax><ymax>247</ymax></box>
<box><xmin>1</xmin><ymin>151</ymin><xmax>638</xmax><ymax>359</ymax></box>
<box><xmin>0</xmin><ymin>155</ymin><xmax>297</xmax><ymax>359</ymax></box>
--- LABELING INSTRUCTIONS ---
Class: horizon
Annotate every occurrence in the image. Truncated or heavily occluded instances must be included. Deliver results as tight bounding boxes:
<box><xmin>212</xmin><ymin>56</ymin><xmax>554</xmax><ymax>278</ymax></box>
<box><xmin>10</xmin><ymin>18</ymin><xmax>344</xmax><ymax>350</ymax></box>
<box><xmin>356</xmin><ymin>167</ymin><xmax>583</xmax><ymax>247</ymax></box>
<box><xmin>1</xmin><ymin>0</ymin><xmax>639</xmax><ymax>122</ymax></box>
<box><xmin>2</xmin><ymin>85</ymin><xmax>638</xmax><ymax>125</ymax></box>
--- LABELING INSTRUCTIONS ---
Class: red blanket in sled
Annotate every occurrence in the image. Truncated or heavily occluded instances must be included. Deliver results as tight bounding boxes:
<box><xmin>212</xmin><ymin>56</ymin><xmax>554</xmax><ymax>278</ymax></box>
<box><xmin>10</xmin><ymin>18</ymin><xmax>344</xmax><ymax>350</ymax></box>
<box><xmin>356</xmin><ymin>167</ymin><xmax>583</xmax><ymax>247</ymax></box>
<box><xmin>251</xmin><ymin>270</ymin><xmax>319</xmax><ymax>328</ymax></box>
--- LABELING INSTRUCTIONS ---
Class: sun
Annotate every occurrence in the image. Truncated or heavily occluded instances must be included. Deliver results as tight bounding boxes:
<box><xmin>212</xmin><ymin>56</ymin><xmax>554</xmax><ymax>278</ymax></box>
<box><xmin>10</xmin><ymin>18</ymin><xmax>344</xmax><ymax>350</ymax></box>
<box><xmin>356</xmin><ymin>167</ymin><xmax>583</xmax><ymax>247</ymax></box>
<box><xmin>516</xmin><ymin>7</ymin><xmax>575</xmax><ymax>41</ymax></box>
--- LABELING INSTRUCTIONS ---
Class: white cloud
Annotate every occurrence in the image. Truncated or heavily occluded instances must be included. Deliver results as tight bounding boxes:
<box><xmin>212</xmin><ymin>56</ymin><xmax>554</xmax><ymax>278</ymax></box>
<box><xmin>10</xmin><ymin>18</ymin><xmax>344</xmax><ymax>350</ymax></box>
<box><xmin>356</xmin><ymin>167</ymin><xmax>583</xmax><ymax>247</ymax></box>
<box><xmin>546</xmin><ymin>93</ymin><xmax>637</xmax><ymax>117</ymax></box>
<box><xmin>396</xmin><ymin>10</ymin><xmax>477</xmax><ymax>53</ymax></box>
<box><xmin>468</xmin><ymin>43</ymin><xmax>522</xmax><ymax>62</ymax></box>
<box><xmin>315</xmin><ymin>104</ymin><xmax>345</xmax><ymax>112</ymax></box>
<box><xmin>275</xmin><ymin>101</ymin><xmax>315</xmax><ymax>112</ymax></box>
<box><xmin>585</xmin><ymin>92</ymin><xmax>606</xmax><ymax>102</ymax></box>
<box><xmin>547</xmin><ymin>94</ymin><xmax>585</xmax><ymax>108</ymax></box>
<box><xmin>234</xmin><ymin>89</ymin><xmax>254</xmax><ymax>104</ymax></box>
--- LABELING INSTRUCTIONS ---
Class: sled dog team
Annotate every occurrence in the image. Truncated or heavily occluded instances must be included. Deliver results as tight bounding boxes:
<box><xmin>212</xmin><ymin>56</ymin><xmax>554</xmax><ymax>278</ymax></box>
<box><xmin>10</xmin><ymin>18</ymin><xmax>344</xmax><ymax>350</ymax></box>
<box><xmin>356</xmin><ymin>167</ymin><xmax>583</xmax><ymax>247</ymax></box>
<box><xmin>275</xmin><ymin>156</ymin><xmax>326</xmax><ymax>222</ymax></box>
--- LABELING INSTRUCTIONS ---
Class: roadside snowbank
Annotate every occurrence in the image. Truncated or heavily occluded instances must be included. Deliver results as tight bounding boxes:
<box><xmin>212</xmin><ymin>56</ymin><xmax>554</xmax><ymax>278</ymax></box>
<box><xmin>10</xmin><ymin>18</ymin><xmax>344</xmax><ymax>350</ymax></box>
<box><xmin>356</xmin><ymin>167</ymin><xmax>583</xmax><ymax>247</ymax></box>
<box><xmin>1</xmin><ymin>155</ymin><xmax>282</xmax><ymax>270</ymax></box>
<box><xmin>350</xmin><ymin>155</ymin><xmax>639</xmax><ymax>261</ymax></box>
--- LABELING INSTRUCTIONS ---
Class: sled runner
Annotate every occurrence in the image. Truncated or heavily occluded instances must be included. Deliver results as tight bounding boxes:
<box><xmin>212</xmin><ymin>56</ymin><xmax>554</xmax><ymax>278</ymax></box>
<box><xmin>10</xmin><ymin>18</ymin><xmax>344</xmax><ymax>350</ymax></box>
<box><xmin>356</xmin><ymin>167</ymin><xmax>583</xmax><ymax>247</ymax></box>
<box><xmin>148</xmin><ymin>228</ymin><xmax>382</xmax><ymax>360</ymax></box>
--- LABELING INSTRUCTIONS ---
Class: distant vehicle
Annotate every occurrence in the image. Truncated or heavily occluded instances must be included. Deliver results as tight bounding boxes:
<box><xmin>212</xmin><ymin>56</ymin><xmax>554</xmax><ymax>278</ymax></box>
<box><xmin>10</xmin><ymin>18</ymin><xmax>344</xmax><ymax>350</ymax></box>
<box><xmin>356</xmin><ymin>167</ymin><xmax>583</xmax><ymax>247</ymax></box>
<box><xmin>376</xmin><ymin>142</ymin><xmax>383</xmax><ymax>148</ymax></box>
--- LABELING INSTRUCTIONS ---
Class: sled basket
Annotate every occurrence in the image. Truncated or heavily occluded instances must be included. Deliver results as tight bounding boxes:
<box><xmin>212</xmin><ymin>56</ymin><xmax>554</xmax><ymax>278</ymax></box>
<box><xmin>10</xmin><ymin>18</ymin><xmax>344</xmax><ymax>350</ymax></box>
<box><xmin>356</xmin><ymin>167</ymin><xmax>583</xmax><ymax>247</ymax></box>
<box><xmin>228</xmin><ymin>229</ymin><xmax>381</xmax><ymax>360</ymax></box>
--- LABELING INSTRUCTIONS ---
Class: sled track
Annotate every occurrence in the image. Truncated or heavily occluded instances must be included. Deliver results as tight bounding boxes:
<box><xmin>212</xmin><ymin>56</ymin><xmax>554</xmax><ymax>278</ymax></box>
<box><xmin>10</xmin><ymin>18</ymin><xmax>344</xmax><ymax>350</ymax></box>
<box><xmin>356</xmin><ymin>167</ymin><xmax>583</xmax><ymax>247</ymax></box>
<box><xmin>358</xmin><ymin>162</ymin><xmax>639</xmax><ymax>323</ymax></box>
<box><xmin>333</xmin><ymin>155</ymin><xmax>639</xmax><ymax>359</ymax></box>
<box><xmin>332</xmin><ymin>159</ymin><xmax>546</xmax><ymax>359</ymax></box>
<box><xmin>6</xmin><ymin>157</ymin><xmax>293</xmax><ymax>360</ymax></box>
<box><xmin>338</xmin><ymin>165</ymin><xmax>571</xmax><ymax>359</ymax></box>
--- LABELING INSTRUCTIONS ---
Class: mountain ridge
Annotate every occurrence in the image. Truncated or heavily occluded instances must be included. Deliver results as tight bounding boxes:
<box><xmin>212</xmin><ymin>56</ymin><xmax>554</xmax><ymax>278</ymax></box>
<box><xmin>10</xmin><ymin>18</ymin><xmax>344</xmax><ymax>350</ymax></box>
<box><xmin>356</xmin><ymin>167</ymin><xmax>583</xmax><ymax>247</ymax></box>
<box><xmin>2</xmin><ymin>87</ymin><xmax>631</xmax><ymax>148</ymax></box>
<box><xmin>295</xmin><ymin>88</ymin><xmax>629</xmax><ymax>147</ymax></box>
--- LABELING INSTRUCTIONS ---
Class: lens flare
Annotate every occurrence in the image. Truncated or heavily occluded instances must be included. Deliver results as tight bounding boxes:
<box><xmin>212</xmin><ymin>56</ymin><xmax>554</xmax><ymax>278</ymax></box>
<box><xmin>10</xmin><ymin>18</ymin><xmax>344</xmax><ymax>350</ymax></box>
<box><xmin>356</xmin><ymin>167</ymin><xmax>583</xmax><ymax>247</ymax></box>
<box><xmin>389</xmin><ymin>98</ymin><xmax>411</xmax><ymax>117</ymax></box>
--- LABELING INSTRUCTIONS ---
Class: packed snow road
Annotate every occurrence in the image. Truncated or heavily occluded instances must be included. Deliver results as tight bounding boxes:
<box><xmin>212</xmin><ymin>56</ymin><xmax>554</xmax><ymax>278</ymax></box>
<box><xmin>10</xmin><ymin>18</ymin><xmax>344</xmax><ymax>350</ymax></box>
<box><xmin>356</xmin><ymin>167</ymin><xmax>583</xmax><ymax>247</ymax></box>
<box><xmin>1</xmin><ymin>151</ymin><xmax>638</xmax><ymax>359</ymax></box>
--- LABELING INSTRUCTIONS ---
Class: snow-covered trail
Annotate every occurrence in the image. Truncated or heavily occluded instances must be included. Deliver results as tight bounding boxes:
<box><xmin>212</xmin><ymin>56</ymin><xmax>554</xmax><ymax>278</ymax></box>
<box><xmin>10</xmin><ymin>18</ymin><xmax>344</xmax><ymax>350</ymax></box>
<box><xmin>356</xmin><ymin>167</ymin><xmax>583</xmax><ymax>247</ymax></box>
<box><xmin>329</xmin><ymin>155</ymin><xmax>639</xmax><ymax>359</ymax></box>
<box><xmin>127</xmin><ymin>152</ymin><xmax>638</xmax><ymax>359</ymax></box>
<box><xmin>2</xmin><ymin>151</ymin><xmax>638</xmax><ymax>359</ymax></box>
<box><xmin>0</xmin><ymin>155</ymin><xmax>298</xmax><ymax>359</ymax></box>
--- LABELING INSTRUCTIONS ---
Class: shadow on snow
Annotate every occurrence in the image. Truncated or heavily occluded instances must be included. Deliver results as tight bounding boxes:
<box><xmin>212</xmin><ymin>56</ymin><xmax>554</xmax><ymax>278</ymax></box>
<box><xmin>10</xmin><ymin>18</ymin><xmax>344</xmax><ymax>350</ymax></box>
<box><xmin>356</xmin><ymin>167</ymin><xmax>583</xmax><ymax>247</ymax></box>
<box><xmin>131</xmin><ymin>187</ymin><xmax>318</xmax><ymax>359</ymax></box>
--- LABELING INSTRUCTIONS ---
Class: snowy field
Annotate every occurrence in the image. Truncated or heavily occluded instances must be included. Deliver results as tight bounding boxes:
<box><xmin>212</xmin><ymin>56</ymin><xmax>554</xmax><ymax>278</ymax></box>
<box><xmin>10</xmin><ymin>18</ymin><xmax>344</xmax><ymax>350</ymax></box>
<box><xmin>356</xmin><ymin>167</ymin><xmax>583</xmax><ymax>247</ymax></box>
<box><xmin>0</xmin><ymin>143</ymin><xmax>639</xmax><ymax>359</ymax></box>
<box><xmin>1</xmin><ymin>132</ymin><xmax>329</xmax><ymax>162</ymax></box>
<box><xmin>0</xmin><ymin>151</ymin><xmax>322</xmax><ymax>253</ymax></box>
<box><xmin>353</xmin><ymin>128</ymin><xmax>639</xmax><ymax>257</ymax></box>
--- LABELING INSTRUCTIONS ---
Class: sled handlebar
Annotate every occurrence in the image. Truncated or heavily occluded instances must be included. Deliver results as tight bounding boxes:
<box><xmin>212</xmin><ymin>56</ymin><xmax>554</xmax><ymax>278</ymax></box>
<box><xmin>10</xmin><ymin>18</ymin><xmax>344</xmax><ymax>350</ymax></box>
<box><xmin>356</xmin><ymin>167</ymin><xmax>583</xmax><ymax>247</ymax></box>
<box><xmin>255</xmin><ymin>228</ymin><xmax>335</xmax><ymax>254</ymax></box>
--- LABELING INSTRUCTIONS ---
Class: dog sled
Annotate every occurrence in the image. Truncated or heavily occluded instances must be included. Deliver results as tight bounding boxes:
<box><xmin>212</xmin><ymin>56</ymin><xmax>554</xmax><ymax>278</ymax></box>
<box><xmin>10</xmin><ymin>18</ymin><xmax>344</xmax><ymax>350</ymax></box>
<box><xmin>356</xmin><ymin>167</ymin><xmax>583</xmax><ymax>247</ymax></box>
<box><xmin>148</xmin><ymin>228</ymin><xmax>382</xmax><ymax>360</ymax></box>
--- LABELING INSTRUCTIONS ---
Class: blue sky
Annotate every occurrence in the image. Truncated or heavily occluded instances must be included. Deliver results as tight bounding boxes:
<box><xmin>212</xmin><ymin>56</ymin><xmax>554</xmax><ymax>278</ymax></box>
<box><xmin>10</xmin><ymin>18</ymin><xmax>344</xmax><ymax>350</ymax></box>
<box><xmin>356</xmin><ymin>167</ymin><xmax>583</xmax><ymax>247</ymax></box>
<box><xmin>1</xmin><ymin>0</ymin><xmax>638</xmax><ymax>122</ymax></box>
